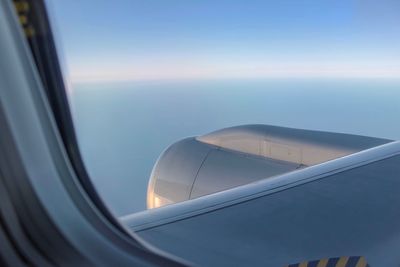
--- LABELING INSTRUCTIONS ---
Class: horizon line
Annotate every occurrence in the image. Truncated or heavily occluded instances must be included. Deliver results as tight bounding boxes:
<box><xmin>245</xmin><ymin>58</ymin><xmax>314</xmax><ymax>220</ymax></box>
<box><xmin>69</xmin><ymin>74</ymin><xmax>400</xmax><ymax>84</ymax></box>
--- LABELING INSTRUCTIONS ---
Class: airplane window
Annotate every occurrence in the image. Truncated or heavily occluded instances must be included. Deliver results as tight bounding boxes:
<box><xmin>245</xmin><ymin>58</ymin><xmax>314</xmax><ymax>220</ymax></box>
<box><xmin>47</xmin><ymin>0</ymin><xmax>400</xmax><ymax>217</ymax></box>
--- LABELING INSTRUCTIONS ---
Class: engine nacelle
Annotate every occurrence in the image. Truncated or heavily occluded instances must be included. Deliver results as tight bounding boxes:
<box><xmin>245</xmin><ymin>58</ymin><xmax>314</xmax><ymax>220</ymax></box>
<box><xmin>147</xmin><ymin>125</ymin><xmax>390</xmax><ymax>209</ymax></box>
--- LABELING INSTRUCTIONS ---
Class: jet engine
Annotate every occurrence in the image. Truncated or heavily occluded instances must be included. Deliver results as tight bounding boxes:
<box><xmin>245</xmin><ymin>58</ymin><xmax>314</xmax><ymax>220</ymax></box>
<box><xmin>147</xmin><ymin>125</ymin><xmax>389</xmax><ymax>209</ymax></box>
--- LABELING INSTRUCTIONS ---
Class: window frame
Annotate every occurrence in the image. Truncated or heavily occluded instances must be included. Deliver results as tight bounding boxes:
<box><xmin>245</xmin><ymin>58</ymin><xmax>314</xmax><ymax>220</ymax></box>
<box><xmin>0</xmin><ymin>0</ymin><xmax>187</xmax><ymax>265</ymax></box>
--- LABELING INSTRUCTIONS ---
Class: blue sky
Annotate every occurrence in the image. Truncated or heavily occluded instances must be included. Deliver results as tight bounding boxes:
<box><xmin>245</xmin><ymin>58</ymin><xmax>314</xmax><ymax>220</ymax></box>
<box><xmin>49</xmin><ymin>0</ymin><xmax>400</xmax><ymax>82</ymax></box>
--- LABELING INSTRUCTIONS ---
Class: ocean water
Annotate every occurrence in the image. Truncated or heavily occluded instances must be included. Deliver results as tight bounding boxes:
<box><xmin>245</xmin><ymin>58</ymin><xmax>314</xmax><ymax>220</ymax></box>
<box><xmin>70</xmin><ymin>79</ymin><xmax>400</xmax><ymax>216</ymax></box>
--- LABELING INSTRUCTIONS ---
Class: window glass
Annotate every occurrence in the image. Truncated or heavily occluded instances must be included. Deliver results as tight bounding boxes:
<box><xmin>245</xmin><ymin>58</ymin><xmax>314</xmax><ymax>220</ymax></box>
<box><xmin>48</xmin><ymin>0</ymin><xmax>400</xmax><ymax>216</ymax></box>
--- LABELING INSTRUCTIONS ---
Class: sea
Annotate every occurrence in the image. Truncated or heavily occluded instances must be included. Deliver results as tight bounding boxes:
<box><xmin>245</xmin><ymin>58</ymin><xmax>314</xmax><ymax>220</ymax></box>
<box><xmin>69</xmin><ymin>78</ymin><xmax>400</xmax><ymax>217</ymax></box>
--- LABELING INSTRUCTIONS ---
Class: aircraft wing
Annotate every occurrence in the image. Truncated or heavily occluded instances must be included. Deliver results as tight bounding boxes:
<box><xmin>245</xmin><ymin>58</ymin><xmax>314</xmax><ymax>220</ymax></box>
<box><xmin>122</xmin><ymin>141</ymin><xmax>400</xmax><ymax>267</ymax></box>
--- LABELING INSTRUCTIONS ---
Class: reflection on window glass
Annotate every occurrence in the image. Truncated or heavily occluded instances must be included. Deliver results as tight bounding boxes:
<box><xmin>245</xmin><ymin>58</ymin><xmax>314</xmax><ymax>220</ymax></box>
<box><xmin>49</xmin><ymin>0</ymin><xmax>400</xmax><ymax>216</ymax></box>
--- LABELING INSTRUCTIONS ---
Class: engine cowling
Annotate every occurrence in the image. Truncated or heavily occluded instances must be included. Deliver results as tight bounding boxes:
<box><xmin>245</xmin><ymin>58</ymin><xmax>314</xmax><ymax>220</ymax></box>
<box><xmin>147</xmin><ymin>124</ymin><xmax>390</xmax><ymax>209</ymax></box>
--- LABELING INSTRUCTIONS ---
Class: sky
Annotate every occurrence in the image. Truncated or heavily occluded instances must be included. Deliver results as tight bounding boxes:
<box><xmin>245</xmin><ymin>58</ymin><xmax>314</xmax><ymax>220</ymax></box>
<box><xmin>48</xmin><ymin>0</ymin><xmax>400</xmax><ymax>82</ymax></box>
